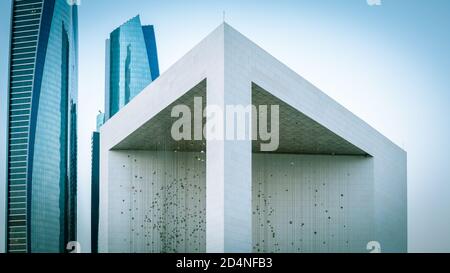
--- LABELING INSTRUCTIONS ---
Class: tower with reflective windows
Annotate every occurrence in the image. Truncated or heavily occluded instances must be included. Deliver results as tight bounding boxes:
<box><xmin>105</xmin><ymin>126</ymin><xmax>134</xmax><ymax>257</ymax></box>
<box><xmin>91</xmin><ymin>15</ymin><xmax>159</xmax><ymax>252</ymax></box>
<box><xmin>105</xmin><ymin>15</ymin><xmax>159</xmax><ymax>119</ymax></box>
<box><xmin>90</xmin><ymin>112</ymin><xmax>104</xmax><ymax>253</ymax></box>
<box><xmin>6</xmin><ymin>0</ymin><xmax>78</xmax><ymax>253</ymax></box>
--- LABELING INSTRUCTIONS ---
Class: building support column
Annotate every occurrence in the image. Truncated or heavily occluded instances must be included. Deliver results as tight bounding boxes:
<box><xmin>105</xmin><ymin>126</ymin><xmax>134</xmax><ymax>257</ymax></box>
<box><xmin>206</xmin><ymin>24</ymin><xmax>252</xmax><ymax>252</ymax></box>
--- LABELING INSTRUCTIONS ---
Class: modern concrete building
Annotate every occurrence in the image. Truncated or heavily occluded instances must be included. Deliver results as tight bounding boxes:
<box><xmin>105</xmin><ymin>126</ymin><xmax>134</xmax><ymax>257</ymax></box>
<box><xmin>4</xmin><ymin>0</ymin><xmax>78</xmax><ymax>253</ymax></box>
<box><xmin>98</xmin><ymin>23</ymin><xmax>407</xmax><ymax>253</ymax></box>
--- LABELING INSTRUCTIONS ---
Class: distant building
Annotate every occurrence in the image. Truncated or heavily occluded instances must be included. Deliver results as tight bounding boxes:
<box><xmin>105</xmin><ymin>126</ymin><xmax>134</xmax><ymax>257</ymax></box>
<box><xmin>5</xmin><ymin>0</ymin><xmax>78</xmax><ymax>253</ymax></box>
<box><xmin>91</xmin><ymin>15</ymin><xmax>159</xmax><ymax>252</ymax></box>
<box><xmin>91</xmin><ymin>112</ymin><xmax>104</xmax><ymax>253</ymax></box>
<box><xmin>96</xmin><ymin>112</ymin><xmax>105</xmax><ymax>132</ymax></box>
<box><xmin>105</xmin><ymin>15</ymin><xmax>159</xmax><ymax>119</ymax></box>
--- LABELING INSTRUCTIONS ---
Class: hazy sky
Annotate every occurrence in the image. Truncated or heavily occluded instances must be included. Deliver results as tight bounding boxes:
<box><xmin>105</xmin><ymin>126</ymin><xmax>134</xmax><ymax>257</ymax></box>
<box><xmin>1</xmin><ymin>0</ymin><xmax>450</xmax><ymax>253</ymax></box>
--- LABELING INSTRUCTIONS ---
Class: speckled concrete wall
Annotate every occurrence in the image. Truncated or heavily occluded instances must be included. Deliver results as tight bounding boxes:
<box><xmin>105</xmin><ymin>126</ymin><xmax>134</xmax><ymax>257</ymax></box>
<box><xmin>252</xmin><ymin>154</ymin><xmax>374</xmax><ymax>253</ymax></box>
<box><xmin>107</xmin><ymin>150</ymin><xmax>206</xmax><ymax>253</ymax></box>
<box><xmin>106</xmin><ymin>151</ymin><xmax>373</xmax><ymax>253</ymax></box>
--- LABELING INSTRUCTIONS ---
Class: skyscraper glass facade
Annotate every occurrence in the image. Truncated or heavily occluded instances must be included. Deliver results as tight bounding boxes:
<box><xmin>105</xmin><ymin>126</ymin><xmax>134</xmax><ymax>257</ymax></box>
<box><xmin>91</xmin><ymin>15</ymin><xmax>159</xmax><ymax>253</ymax></box>
<box><xmin>90</xmin><ymin>131</ymin><xmax>100</xmax><ymax>253</ymax></box>
<box><xmin>6</xmin><ymin>0</ymin><xmax>78</xmax><ymax>253</ymax></box>
<box><xmin>106</xmin><ymin>15</ymin><xmax>159</xmax><ymax>119</ymax></box>
<box><xmin>90</xmin><ymin>111</ymin><xmax>103</xmax><ymax>253</ymax></box>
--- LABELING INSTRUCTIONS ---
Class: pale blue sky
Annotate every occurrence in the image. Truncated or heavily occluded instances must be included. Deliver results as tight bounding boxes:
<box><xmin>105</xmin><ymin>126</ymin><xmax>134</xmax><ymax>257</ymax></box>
<box><xmin>1</xmin><ymin>0</ymin><xmax>450</xmax><ymax>252</ymax></box>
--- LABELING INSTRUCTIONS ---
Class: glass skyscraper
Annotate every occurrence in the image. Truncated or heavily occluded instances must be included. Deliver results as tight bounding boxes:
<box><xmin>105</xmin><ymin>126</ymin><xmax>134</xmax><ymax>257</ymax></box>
<box><xmin>90</xmin><ymin>130</ymin><xmax>100</xmax><ymax>254</ymax></box>
<box><xmin>90</xmin><ymin>112</ymin><xmax>103</xmax><ymax>253</ymax></box>
<box><xmin>6</xmin><ymin>0</ymin><xmax>78</xmax><ymax>253</ymax></box>
<box><xmin>105</xmin><ymin>15</ymin><xmax>159</xmax><ymax>119</ymax></box>
<box><xmin>91</xmin><ymin>15</ymin><xmax>159</xmax><ymax>252</ymax></box>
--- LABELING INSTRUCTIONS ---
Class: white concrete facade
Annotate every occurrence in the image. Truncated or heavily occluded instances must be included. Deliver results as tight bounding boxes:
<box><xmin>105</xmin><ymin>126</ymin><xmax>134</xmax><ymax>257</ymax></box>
<box><xmin>99</xmin><ymin>23</ymin><xmax>407</xmax><ymax>253</ymax></box>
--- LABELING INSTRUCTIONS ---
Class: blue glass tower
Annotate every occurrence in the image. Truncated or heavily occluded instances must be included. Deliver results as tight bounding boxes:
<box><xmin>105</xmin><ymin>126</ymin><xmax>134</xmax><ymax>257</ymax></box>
<box><xmin>90</xmin><ymin>130</ymin><xmax>100</xmax><ymax>253</ymax></box>
<box><xmin>6</xmin><ymin>0</ymin><xmax>78</xmax><ymax>253</ymax></box>
<box><xmin>105</xmin><ymin>15</ymin><xmax>159</xmax><ymax>119</ymax></box>
<box><xmin>91</xmin><ymin>16</ymin><xmax>159</xmax><ymax>252</ymax></box>
<box><xmin>90</xmin><ymin>112</ymin><xmax>103</xmax><ymax>253</ymax></box>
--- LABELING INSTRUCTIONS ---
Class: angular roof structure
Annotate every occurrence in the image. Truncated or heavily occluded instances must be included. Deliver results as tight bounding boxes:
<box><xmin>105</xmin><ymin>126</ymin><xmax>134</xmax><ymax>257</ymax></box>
<box><xmin>99</xmin><ymin>23</ymin><xmax>407</xmax><ymax>253</ymax></box>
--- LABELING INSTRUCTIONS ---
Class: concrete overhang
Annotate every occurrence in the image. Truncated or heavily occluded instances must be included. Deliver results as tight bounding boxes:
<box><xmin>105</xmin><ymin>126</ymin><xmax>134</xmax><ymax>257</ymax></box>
<box><xmin>110</xmin><ymin>79</ymin><xmax>368</xmax><ymax>156</ymax></box>
<box><xmin>100</xmin><ymin>23</ymin><xmax>404</xmax><ymax>158</ymax></box>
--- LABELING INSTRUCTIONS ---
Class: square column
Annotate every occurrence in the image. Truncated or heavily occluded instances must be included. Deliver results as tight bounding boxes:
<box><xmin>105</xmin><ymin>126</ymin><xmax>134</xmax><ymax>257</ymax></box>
<box><xmin>206</xmin><ymin>25</ymin><xmax>252</xmax><ymax>252</ymax></box>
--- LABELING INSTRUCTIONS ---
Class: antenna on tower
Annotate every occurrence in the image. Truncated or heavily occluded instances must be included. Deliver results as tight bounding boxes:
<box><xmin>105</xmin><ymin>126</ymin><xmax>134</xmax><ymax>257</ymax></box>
<box><xmin>223</xmin><ymin>10</ymin><xmax>226</xmax><ymax>23</ymax></box>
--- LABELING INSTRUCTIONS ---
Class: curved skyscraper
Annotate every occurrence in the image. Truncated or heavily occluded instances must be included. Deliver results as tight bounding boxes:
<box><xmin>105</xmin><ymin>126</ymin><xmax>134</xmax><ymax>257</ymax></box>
<box><xmin>90</xmin><ymin>15</ymin><xmax>159</xmax><ymax>252</ymax></box>
<box><xmin>6</xmin><ymin>0</ymin><xmax>78</xmax><ymax>253</ymax></box>
<box><xmin>105</xmin><ymin>15</ymin><xmax>159</xmax><ymax>119</ymax></box>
